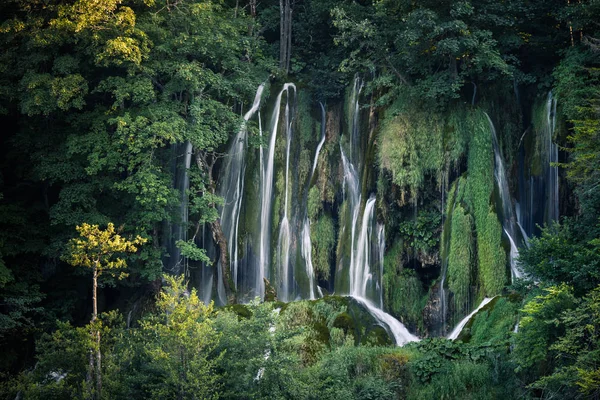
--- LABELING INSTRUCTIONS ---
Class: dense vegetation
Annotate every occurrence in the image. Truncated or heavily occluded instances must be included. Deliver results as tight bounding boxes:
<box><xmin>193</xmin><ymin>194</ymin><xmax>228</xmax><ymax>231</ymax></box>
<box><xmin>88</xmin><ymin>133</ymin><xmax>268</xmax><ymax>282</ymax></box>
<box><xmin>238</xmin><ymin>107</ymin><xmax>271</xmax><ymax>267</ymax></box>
<box><xmin>1</xmin><ymin>0</ymin><xmax>599</xmax><ymax>398</ymax></box>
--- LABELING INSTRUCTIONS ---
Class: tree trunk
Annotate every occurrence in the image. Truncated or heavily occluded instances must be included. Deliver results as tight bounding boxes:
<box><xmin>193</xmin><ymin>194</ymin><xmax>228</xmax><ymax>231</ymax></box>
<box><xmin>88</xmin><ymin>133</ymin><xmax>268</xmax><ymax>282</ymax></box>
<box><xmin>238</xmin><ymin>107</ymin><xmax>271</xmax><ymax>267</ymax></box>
<box><xmin>286</xmin><ymin>5</ymin><xmax>292</xmax><ymax>73</ymax></box>
<box><xmin>93</xmin><ymin>266</ymin><xmax>98</xmax><ymax>321</ymax></box>
<box><xmin>86</xmin><ymin>261</ymin><xmax>102</xmax><ymax>399</ymax></box>
<box><xmin>279</xmin><ymin>0</ymin><xmax>285</xmax><ymax>70</ymax></box>
<box><xmin>210</xmin><ymin>219</ymin><xmax>236</xmax><ymax>303</ymax></box>
<box><xmin>195</xmin><ymin>152</ymin><xmax>236</xmax><ymax>303</ymax></box>
<box><xmin>91</xmin><ymin>265</ymin><xmax>101</xmax><ymax>399</ymax></box>
<box><xmin>279</xmin><ymin>0</ymin><xmax>292</xmax><ymax>73</ymax></box>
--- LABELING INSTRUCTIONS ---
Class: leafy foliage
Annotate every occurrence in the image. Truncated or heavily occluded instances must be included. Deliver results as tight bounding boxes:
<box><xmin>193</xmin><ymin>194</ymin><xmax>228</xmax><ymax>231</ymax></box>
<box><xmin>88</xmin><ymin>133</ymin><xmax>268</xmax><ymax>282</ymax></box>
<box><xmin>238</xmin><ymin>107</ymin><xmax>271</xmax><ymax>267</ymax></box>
<box><xmin>64</xmin><ymin>222</ymin><xmax>146</xmax><ymax>280</ymax></box>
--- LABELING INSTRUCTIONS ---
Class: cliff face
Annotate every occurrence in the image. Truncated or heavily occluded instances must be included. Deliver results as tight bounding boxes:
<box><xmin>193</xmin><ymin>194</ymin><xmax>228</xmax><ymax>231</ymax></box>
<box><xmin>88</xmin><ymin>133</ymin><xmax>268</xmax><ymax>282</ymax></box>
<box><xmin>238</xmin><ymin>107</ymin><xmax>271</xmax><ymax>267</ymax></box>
<box><xmin>190</xmin><ymin>78</ymin><xmax>564</xmax><ymax>337</ymax></box>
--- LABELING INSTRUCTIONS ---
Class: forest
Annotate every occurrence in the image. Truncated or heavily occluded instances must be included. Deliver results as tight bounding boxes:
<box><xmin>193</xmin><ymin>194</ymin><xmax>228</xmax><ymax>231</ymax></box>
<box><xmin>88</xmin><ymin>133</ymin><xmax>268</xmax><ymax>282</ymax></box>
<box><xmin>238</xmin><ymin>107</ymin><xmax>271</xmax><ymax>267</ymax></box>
<box><xmin>0</xmin><ymin>0</ymin><xmax>599</xmax><ymax>398</ymax></box>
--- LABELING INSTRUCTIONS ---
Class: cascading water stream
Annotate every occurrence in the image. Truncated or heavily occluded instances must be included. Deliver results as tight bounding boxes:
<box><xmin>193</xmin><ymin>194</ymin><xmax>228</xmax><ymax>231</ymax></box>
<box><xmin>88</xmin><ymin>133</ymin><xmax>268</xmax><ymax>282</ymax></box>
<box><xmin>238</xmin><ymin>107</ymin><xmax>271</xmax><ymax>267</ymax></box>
<box><xmin>259</xmin><ymin>83</ymin><xmax>296</xmax><ymax>299</ymax></box>
<box><xmin>277</xmin><ymin>93</ymin><xmax>294</xmax><ymax>301</ymax></box>
<box><xmin>486</xmin><ymin>113</ymin><xmax>524</xmax><ymax>281</ymax></box>
<box><xmin>447</xmin><ymin>297</ymin><xmax>495</xmax><ymax>340</ymax></box>
<box><xmin>349</xmin><ymin>76</ymin><xmax>364</xmax><ymax>164</ymax></box>
<box><xmin>546</xmin><ymin>92</ymin><xmax>559</xmax><ymax>223</ymax></box>
<box><xmin>352</xmin><ymin>296</ymin><xmax>420</xmax><ymax>345</ymax></box>
<box><xmin>516</xmin><ymin>91</ymin><xmax>559</xmax><ymax>238</ymax></box>
<box><xmin>301</xmin><ymin>219</ymin><xmax>316</xmax><ymax>300</ymax></box>
<box><xmin>299</xmin><ymin>101</ymin><xmax>327</xmax><ymax>301</ymax></box>
<box><xmin>377</xmin><ymin>224</ymin><xmax>385</xmax><ymax>309</ymax></box>
<box><xmin>340</xmin><ymin>76</ymin><xmax>418</xmax><ymax>346</ymax></box>
<box><xmin>219</xmin><ymin>83</ymin><xmax>265</xmax><ymax>290</ymax></box>
<box><xmin>349</xmin><ymin>196</ymin><xmax>376</xmax><ymax>298</ymax></box>
<box><xmin>310</xmin><ymin>102</ymin><xmax>327</xmax><ymax>180</ymax></box>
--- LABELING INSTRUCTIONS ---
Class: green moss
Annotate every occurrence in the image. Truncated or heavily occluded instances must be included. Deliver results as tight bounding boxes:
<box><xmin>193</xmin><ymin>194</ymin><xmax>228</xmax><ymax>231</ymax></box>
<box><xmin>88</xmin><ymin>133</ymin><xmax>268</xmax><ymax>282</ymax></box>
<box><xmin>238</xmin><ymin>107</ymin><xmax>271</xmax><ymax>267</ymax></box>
<box><xmin>447</xmin><ymin>204</ymin><xmax>474</xmax><ymax>316</ymax></box>
<box><xmin>464</xmin><ymin>110</ymin><xmax>507</xmax><ymax>296</ymax></box>
<box><xmin>311</xmin><ymin>214</ymin><xmax>336</xmax><ymax>280</ymax></box>
<box><xmin>333</xmin><ymin>312</ymin><xmax>355</xmax><ymax>333</ymax></box>
<box><xmin>307</xmin><ymin>185</ymin><xmax>322</xmax><ymax>221</ymax></box>
<box><xmin>466</xmin><ymin>297</ymin><xmax>519</xmax><ymax>344</ymax></box>
<box><xmin>223</xmin><ymin>304</ymin><xmax>252</xmax><ymax>319</ymax></box>
<box><xmin>383</xmin><ymin>262</ymin><xmax>426</xmax><ymax>331</ymax></box>
<box><xmin>299</xmin><ymin>148</ymin><xmax>311</xmax><ymax>191</ymax></box>
<box><xmin>365</xmin><ymin>326</ymin><xmax>393</xmax><ymax>346</ymax></box>
<box><xmin>296</xmin><ymin>91</ymin><xmax>315</xmax><ymax>147</ymax></box>
<box><xmin>378</xmin><ymin>109</ymin><xmax>444</xmax><ymax>203</ymax></box>
<box><xmin>377</xmin><ymin>98</ymin><xmax>470</xmax><ymax>204</ymax></box>
<box><xmin>335</xmin><ymin>200</ymin><xmax>351</xmax><ymax>292</ymax></box>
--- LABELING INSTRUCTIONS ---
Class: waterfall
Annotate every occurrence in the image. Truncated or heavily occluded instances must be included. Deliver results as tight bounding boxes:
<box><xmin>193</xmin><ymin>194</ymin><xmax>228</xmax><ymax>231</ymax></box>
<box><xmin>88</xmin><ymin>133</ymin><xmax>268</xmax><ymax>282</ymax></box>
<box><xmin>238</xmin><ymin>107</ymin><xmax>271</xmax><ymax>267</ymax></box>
<box><xmin>276</xmin><ymin>90</ymin><xmax>294</xmax><ymax>301</ymax></box>
<box><xmin>350</xmin><ymin>196</ymin><xmax>376</xmax><ymax>298</ymax></box>
<box><xmin>167</xmin><ymin>141</ymin><xmax>193</xmax><ymax>274</ymax></box>
<box><xmin>259</xmin><ymin>83</ymin><xmax>296</xmax><ymax>299</ymax></box>
<box><xmin>487</xmin><ymin>113</ymin><xmax>524</xmax><ymax>281</ymax></box>
<box><xmin>516</xmin><ymin>91</ymin><xmax>559</xmax><ymax>238</ymax></box>
<box><xmin>504</xmin><ymin>228</ymin><xmax>522</xmax><ymax>279</ymax></box>
<box><xmin>349</xmin><ymin>76</ymin><xmax>364</xmax><ymax>164</ymax></box>
<box><xmin>298</xmin><ymin>101</ymin><xmax>327</xmax><ymax>301</ymax></box>
<box><xmin>310</xmin><ymin>102</ymin><xmax>327</xmax><ymax>180</ymax></box>
<box><xmin>301</xmin><ymin>218</ymin><xmax>316</xmax><ymax>300</ymax></box>
<box><xmin>340</xmin><ymin>76</ymin><xmax>418</xmax><ymax>345</ymax></box>
<box><xmin>352</xmin><ymin>296</ymin><xmax>419</xmax><ymax>346</ymax></box>
<box><xmin>545</xmin><ymin>92</ymin><xmax>559</xmax><ymax>224</ymax></box>
<box><xmin>219</xmin><ymin>83</ymin><xmax>265</xmax><ymax>290</ymax></box>
<box><xmin>447</xmin><ymin>297</ymin><xmax>494</xmax><ymax>340</ymax></box>
<box><xmin>377</xmin><ymin>224</ymin><xmax>385</xmax><ymax>309</ymax></box>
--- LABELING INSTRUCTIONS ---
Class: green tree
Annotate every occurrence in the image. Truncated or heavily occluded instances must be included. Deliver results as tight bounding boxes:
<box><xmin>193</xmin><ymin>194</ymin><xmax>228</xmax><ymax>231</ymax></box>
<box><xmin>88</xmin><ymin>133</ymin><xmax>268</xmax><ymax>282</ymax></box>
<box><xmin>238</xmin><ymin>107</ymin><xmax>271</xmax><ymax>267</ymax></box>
<box><xmin>64</xmin><ymin>222</ymin><xmax>145</xmax><ymax>399</ymax></box>
<box><xmin>105</xmin><ymin>275</ymin><xmax>220</xmax><ymax>400</ymax></box>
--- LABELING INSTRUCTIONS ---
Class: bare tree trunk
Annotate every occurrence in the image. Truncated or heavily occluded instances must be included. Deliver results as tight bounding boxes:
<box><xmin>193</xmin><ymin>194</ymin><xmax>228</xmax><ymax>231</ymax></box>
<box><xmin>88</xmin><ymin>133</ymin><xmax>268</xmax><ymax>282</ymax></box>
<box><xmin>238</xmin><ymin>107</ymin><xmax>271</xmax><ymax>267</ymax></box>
<box><xmin>93</xmin><ymin>266</ymin><xmax>98</xmax><ymax>321</ymax></box>
<box><xmin>90</xmin><ymin>265</ymin><xmax>101</xmax><ymax>400</ymax></box>
<box><xmin>210</xmin><ymin>219</ymin><xmax>236</xmax><ymax>303</ymax></box>
<box><xmin>279</xmin><ymin>0</ymin><xmax>285</xmax><ymax>70</ymax></box>
<box><xmin>279</xmin><ymin>0</ymin><xmax>293</xmax><ymax>73</ymax></box>
<box><xmin>195</xmin><ymin>152</ymin><xmax>236</xmax><ymax>303</ymax></box>
<box><xmin>96</xmin><ymin>331</ymin><xmax>101</xmax><ymax>398</ymax></box>
<box><xmin>568</xmin><ymin>0</ymin><xmax>574</xmax><ymax>46</ymax></box>
<box><xmin>286</xmin><ymin>4</ymin><xmax>292</xmax><ymax>73</ymax></box>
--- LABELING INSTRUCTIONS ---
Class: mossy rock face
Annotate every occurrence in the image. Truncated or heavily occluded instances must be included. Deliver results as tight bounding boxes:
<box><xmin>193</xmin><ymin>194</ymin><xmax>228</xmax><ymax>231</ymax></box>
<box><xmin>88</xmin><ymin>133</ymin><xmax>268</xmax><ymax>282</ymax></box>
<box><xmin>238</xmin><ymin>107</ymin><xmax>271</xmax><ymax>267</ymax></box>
<box><xmin>224</xmin><ymin>304</ymin><xmax>253</xmax><ymax>319</ymax></box>
<box><xmin>364</xmin><ymin>325</ymin><xmax>393</xmax><ymax>346</ymax></box>
<box><xmin>456</xmin><ymin>296</ymin><xmax>518</xmax><ymax>343</ymax></box>
<box><xmin>333</xmin><ymin>312</ymin><xmax>355</xmax><ymax>334</ymax></box>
